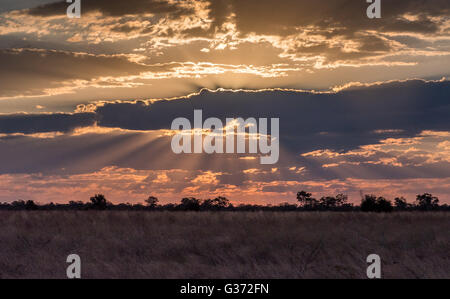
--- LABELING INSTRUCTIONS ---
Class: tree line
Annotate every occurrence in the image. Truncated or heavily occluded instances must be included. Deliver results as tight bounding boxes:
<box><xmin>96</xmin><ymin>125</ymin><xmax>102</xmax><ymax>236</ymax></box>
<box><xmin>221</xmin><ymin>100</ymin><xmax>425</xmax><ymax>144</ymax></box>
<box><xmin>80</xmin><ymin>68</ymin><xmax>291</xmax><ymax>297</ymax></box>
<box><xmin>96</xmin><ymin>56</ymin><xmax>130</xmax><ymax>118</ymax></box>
<box><xmin>0</xmin><ymin>192</ymin><xmax>448</xmax><ymax>212</ymax></box>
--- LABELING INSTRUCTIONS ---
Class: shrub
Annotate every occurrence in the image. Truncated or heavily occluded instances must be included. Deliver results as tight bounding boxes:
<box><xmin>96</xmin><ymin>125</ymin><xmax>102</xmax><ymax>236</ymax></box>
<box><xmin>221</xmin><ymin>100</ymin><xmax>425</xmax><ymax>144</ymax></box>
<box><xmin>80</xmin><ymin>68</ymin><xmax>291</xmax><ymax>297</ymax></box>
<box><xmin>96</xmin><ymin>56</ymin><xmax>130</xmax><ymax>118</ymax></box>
<box><xmin>180</xmin><ymin>197</ymin><xmax>201</xmax><ymax>211</ymax></box>
<box><xmin>145</xmin><ymin>196</ymin><xmax>159</xmax><ymax>208</ymax></box>
<box><xmin>90</xmin><ymin>194</ymin><xmax>109</xmax><ymax>210</ymax></box>
<box><xmin>297</xmin><ymin>191</ymin><xmax>318</xmax><ymax>209</ymax></box>
<box><xmin>416</xmin><ymin>193</ymin><xmax>439</xmax><ymax>211</ymax></box>
<box><xmin>394</xmin><ymin>197</ymin><xmax>408</xmax><ymax>210</ymax></box>
<box><xmin>361</xmin><ymin>195</ymin><xmax>393</xmax><ymax>212</ymax></box>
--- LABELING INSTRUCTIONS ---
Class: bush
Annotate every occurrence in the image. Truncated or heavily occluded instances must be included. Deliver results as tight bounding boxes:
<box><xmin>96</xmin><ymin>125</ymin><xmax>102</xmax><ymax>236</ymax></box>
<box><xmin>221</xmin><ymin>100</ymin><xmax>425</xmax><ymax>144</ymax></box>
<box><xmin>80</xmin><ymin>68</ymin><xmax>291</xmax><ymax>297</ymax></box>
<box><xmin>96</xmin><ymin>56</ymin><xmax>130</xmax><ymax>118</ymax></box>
<box><xmin>394</xmin><ymin>197</ymin><xmax>408</xmax><ymax>210</ymax></box>
<box><xmin>416</xmin><ymin>193</ymin><xmax>439</xmax><ymax>211</ymax></box>
<box><xmin>25</xmin><ymin>200</ymin><xmax>38</xmax><ymax>211</ymax></box>
<box><xmin>297</xmin><ymin>191</ymin><xmax>318</xmax><ymax>209</ymax></box>
<box><xmin>145</xmin><ymin>196</ymin><xmax>159</xmax><ymax>208</ymax></box>
<box><xmin>361</xmin><ymin>195</ymin><xmax>393</xmax><ymax>212</ymax></box>
<box><xmin>90</xmin><ymin>194</ymin><xmax>109</xmax><ymax>210</ymax></box>
<box><xmin>201</xmin><ymin>196</ymin><xmax>230</xmax><ymax>210</ymax></box>
<box><xmin>319</xmin><ymin>194</ymin><xmax>348</xmax><ymax>209</ymax></box>
<box><xmin>180</xmin><ymin>197</ymin><xmax>201</xmax><ymax>211</ymax></box>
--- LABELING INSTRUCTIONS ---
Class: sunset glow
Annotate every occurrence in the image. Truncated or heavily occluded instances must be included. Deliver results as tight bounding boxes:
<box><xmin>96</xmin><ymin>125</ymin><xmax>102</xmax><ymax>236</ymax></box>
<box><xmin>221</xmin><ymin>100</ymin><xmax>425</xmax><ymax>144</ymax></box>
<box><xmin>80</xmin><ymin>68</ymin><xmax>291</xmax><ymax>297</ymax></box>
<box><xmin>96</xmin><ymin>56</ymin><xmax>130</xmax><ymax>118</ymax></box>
<box><xmin>0</xmin><ymin>0</ymin><xmax>449</xmax><ymax>204</ymax></box>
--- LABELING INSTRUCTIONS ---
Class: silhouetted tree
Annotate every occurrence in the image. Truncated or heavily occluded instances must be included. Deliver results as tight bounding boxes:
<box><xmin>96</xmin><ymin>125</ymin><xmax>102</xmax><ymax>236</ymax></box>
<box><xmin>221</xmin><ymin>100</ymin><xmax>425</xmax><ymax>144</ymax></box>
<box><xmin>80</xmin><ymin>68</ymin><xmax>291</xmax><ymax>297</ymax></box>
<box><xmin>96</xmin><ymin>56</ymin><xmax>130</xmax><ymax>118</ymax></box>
<box><xmin>394</xmin><ymin>197</ymin><xmax>408</xmax><ymax>210</ymax></box>
<box><xmin>69</xmin><ymin>201</ymin><xmax>86</xmax><ymax>210</ymax></box>
<box><xmin>0</xmin><ymin>191</ymin><xmax>445</xmax><ymax>212</ymax></box>
<box><xmin>180</xmin><ymin>197</ymin><xmax>201</xmax><ymax>211</ymax></box>
<box><xmin>10</xmin><ymin>200</ymin><xmax>26</xmax><ymax>210</ymax></box>
<box><xmin>376</xmin><ymin>197</ymin><xmax>393</xmax><ymax>212</ymax></box>
<box><xmin>90</xmin><ymin>194</ymin><xmax>109</xmax><ymax>210</ymax></box>
<box><xmin>201</xmin><ymin>199</ymin><xmax>214</xmax><ymax>209</ymax></box>
<box><xmin>361</xmin><ymin>195</ymin><xmax>377</xmax><ymax>212</ymax></box>
<box><xmin>335</xmin><ymin>194</ymin><xmax>348</xmax><ymax>206</ymax></box>
<box><xmin>133</xmin><ymin>203</ymin><xmax>145</xmax><ymax>210</ymax></box>
<box><xmin>319</xmin><ymin>196</ymin><xmax>336</xmax><ymax>209</ymax></box>
<box><xmin>212</xmin><ymin>196</ymin><xmax>230</xmax><ymax>208</ymax></box>
<box><xmin>276</xmin><ymin>202</ymin><xmax>298</xmax><ymax>211</ymax></box>
<box><xmin>361</xmin><ymin>195</ymin><xmax>393</xmax><ymax>212</ymax></box>
<box><xmin>201</xmin><ymin>196</ymin><xmax>230</xmax><ymax>210</ymax></box>
<box><xmin>25</xmin><ymin>200</ymin><xmax>38</xmax><ymax>210</ymax></box>
<box><xmin>416</xmin><ymin>193</ymin><xmax>439</xmax><ymax>211</ymax></box>
<box><xmin>297</xmin><ymin>191</ymin><xmax>318</xmax><ymax>208</ymax></box>
<box><xmin>318</xmin><ymin>194</ymin><xmax>348</xmax><ymax>209</ymax></box>
<box><xmin>145</xmin><ymin>196</ymin><xmax>159</xmax><ymax>208</ymax></box>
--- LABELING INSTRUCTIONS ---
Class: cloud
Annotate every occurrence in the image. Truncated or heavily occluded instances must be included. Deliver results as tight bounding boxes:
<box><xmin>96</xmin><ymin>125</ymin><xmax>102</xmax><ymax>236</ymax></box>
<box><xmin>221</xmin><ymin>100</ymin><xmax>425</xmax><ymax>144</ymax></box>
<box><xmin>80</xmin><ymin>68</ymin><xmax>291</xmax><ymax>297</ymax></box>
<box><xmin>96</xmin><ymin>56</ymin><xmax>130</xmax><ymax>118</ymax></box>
<box><xmin>0</xmin><ymin>0</ymin><xmax>449</xmax><ymax>102</ymax></box>
<box><xmin>1</xmin><ymin>1</ymin><xmax>450</xmax><ymax>203</ymax></box>
<box><xmin>90</xmin><ymin>79</ymin><xmax>450</xmax><ymax>152</ymax></box>
<box><xmin>26</xmin><ymin>0</ymin><xmax>195</xmax><ymax>17</ymax></box>
<box><xmin>0</xmin><ymin>0</ymin><xmax>58</xmax><ymax>13</ymax></box>
<box><xmin>0</xmin><ymin>48</ymin><xmax>165</xmax><ymax>97</ymax></box>
<box><xmin>0</xmin><ymin>79</ymin><xmax>448</xmax><ymax>184</ymax></box>
<box><xmin>4</xmin><ymin>0</ymin><xmax>448</xmax><ymax>68</ymax></box>
<box><xmin>0</xmin><ymin>112</ymin><xmax>95</xmax><ymax>134</ymax></box>
<box><xmin>217</xmin><ymin>0</ymin><xmax>450</xmax><ymax>35</ymax></box>
<box><xmin>2</xmin><ymin>78</ymin><xmax>449</xmax><ymax>147</ymax></box>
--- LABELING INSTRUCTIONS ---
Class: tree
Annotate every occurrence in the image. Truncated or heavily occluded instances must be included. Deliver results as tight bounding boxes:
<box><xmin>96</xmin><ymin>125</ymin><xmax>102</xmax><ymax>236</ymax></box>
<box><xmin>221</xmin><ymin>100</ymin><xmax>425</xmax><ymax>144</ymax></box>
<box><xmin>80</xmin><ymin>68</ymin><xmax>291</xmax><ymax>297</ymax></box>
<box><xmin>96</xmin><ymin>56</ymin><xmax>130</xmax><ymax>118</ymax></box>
<box><xmin>394</xmin><ymin>197</ymin><xmax>408</xmax><ymax>210</ymax></box>
<box><xmin>25</xmin><ymin>200</ymin><xmax>38</xmax><ymax>210</ymax></box>
<box><xmin>361</xmin><ymin>195</ymin><xmax>393</xmax><ymax>212</ymax></box>
<box><xmin>416</xmin><ymin>193</ymin><xmax>439</xmax><ymax>211</ymax></box>
<box><xmin>361</xmin><ymin>195</ymin><xmax>377</xmax><ymax>212</ymax></box>
<box><xmin>201</xmin><ymin>199</ymin><xmax>214</xmax><ymax>210</ymax></box>
<box><xmin>376</xmin><ymin>197</ymin><xmax>393</xmax><ymax>213</ymax></box>
<box><xmin>212</xmin><ymin>196</ymin><xmax>230</xmax><ymax>208</ymax></box>
<box><xmin>297</xmin><ymin>191</ymin><xmax>318</xmax><ymax>208</ymax></box>
<box><xmin>318</xmin><ymin>194</ymin><xmax>348</xmax><ymax>209</ymax></box>
<box><xmin>201</xmin><ymin>196</ymin><xmax>230</xmax><ymax>210</ymax></box>
<box><xmin>69</xmin><ymin>201</ymin><xmax>86</xmax><ymax>210</ymax></box>
<box><xmin>145</xmin><ymin>196</ymin><xmax>159</xmax><ymax>208</ymax></box>
<box><xmin>11</xmin><ymin>200</ymin><xmax>26</xmax><ymax>209</ymax></box>
<box><xmin>319</xmin><ymin>196</ymin><xmax>336</xmax><ymax>209</ymax></box>
<box><xmin>335</xmin><ymin>194</ymin><xmax>348</xmax><ymax>206</ymax></box>
<box><xmin>90</xmin><ymin>194</ymin><xmax>109</xmax><ymax>210</ymax></box>
<box><xmin>180</xmin><ymin>197</ymin><xmax>201</xmax><ymax>211</ymax></box>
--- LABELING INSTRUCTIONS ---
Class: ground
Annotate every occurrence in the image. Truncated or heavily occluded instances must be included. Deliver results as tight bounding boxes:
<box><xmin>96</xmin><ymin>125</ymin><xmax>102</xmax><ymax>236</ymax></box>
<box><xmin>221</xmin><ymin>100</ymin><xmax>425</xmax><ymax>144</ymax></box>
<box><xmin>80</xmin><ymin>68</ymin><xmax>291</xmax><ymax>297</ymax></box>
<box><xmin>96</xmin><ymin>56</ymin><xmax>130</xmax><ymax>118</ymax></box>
<box><xmin>0</xmin><ymin>211</ymin><xmax>448</xmax><ymax>278</ymax></box>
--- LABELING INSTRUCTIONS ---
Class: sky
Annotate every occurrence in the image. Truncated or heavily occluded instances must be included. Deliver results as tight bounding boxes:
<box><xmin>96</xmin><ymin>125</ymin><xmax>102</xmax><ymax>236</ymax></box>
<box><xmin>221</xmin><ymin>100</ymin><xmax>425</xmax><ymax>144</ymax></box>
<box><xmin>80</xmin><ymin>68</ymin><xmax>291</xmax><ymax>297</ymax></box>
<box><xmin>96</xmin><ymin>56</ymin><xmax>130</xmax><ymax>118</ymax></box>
<box><xmin>0</xmin><ymin>0</ymin><xmax>449</xmax><ymax>205</ymax></box>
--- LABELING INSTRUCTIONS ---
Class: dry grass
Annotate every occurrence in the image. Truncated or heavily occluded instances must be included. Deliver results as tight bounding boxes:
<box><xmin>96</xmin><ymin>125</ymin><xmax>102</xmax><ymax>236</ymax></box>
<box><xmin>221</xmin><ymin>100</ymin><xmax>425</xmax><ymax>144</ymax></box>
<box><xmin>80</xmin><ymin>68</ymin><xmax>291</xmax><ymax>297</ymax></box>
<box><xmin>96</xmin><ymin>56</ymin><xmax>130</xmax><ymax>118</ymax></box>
<box><xmin>0</xmin><ymin>211</ymin><xmax>448</xmax><ymax>279</ymax></box>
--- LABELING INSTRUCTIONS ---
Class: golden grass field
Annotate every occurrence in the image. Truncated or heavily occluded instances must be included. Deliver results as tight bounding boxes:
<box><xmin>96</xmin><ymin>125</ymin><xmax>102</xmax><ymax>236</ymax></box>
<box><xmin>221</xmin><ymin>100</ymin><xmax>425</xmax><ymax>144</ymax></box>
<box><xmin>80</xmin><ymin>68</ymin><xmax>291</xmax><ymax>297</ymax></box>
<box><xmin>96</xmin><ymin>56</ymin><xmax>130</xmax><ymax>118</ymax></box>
<box><xmin>0</xmin><ymin>211</ymin><xmax>448</xmax><ymax>279</ymax></box>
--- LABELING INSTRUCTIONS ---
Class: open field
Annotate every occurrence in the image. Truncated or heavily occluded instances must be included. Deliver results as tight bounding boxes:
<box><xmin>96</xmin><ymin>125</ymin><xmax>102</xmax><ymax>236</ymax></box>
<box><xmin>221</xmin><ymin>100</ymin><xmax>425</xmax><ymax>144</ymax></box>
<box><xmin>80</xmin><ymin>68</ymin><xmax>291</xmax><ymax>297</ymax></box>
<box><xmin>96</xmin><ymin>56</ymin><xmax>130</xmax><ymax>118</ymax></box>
<box><xmin>0</xmin><ymin>211</ymin><xmax>449</xmax><ymax>279</ymax></box>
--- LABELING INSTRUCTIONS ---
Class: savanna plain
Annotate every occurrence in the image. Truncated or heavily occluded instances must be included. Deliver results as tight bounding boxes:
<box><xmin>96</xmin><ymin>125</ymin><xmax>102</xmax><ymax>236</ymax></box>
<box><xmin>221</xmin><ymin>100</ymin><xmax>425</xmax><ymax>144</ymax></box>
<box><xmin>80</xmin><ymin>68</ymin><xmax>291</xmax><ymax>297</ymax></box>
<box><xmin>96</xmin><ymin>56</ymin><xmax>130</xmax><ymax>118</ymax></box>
<box><xmin>0</xmin><ymin>211</ymin><xmax>448</xmax><ymax>279</ymax></box>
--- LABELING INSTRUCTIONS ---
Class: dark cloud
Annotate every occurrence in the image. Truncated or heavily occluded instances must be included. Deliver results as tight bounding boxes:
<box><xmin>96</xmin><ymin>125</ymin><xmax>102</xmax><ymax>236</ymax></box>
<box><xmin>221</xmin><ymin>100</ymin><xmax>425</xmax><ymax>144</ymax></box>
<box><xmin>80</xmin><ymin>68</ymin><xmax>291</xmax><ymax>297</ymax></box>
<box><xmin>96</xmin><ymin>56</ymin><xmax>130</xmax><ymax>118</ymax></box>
<box><xmin>0</xmin><ymin>0</ymin><xmax>58</xmax><ymax>13</ymax></box>
<box><xmin>111</xmin><ymin>24</ymin><xmax>142</xmax><ymax>34</ymax></box>
<box><xmin>0</xmin><ymin>112</ymin><xmax>95</xmax><ymax>134</ymax></box>
<box><xmin>0</xmin><ymin>130</ymin><xmax>149</xmax><ymax>174</ymax></box>
<box><xmin>205</xmin><ymin>0</ymin><xmax>232</xmax><ymax>33</ymax></box>
<box><xmin>215</xmin><ymin>0</ymin><xmax>450</xmax><ymax>35</ymax></box>
<box><xmin>23</xmin><ymin>0</ymin><xmax>450</xmax><ymax>38</ymax></box>
<box><xmin>26</xmin><ymin>0</ymin><xmax>193</xmax><ymax>17</ymax></box>
<box><xmin>201</xmin><ymin>0</ymin><xmax>450</xmax><ymax>62</ymax></box>
<box><xmin>3</xmin><ymin>79</ymin><xmax>448</xmax><ymax>154</ymax></box>
<box><xmin>286</xmin><ymin>34</ymin><xmax>393</xmax><ymax>63</ymax></box>
<box><xmin>1</xmin><ymin>79</ymin><xmax>448</xmax><ymax>179</ymax></box>
<box><xmin>1</xmin><ymin>126</ymin><xmax>449</xmax><ymax>182</ymax></box>
<box><xmin>0</xmin><ymin>48</ymin><xmax>168</xmax><ymax>97</ymax></box>
<box><xmin>93</xmin><ymin>79</ymin><xmax>450</xmax><ymax>153</ymax></box>
<box><xmin>3</xmin><ymin>0</ymin><xmax>448</xmax><ymax>100</ymax></box>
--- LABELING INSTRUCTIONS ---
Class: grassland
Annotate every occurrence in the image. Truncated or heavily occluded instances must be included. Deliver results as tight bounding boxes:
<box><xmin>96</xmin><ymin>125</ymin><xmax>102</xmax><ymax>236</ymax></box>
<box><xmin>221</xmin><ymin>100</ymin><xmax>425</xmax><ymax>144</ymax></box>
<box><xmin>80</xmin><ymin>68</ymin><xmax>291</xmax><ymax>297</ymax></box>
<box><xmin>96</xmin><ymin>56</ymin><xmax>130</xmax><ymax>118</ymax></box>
<box><xmin>0</xmin><ymin>211</ymin><xmax>448</xmax><ymax>279</ymax></box>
